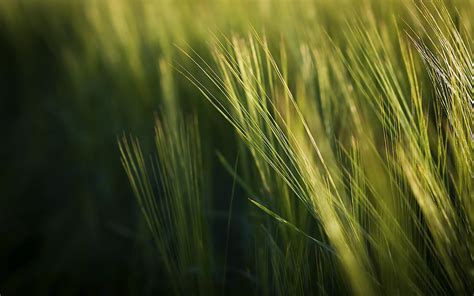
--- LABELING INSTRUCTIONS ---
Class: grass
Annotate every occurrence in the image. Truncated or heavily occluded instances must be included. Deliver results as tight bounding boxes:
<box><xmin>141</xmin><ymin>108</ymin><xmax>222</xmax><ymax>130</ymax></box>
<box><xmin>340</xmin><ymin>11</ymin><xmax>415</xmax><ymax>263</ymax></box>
<box><xmin>1</xmin><ymin>0</ymin><xmax>471</xmax><ymax>294</ymax></box>
<box><xmin>120</xmin><ymin>114</ymin><xmax>214</xmax><ymax>295</ymax></box>
<box><xmin>117</xmin><ymin>0</ymin><xmax>472</xmax><ymax>294</ymax></box>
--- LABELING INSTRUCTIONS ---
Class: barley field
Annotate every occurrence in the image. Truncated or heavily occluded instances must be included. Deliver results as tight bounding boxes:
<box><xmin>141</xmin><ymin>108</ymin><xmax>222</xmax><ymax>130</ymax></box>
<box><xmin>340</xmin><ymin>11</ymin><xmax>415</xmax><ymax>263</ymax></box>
<box><xmin>0</xmin><ymin>0</ymin><xmax>472</xmax><ymax>294</ymax></box>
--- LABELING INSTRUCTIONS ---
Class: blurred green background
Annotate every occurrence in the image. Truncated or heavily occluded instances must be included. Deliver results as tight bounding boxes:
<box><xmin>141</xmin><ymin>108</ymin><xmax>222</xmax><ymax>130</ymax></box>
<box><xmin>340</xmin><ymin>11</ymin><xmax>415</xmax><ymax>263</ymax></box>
<box><xmin>0</xmin><ymin>2</ymin><xmax>157</xmax><ymax>294</ymax></box>
<box><xmin>0</xmin><ymin>1</ymin><xmax>254</xmax><ymax>294</ymax></box>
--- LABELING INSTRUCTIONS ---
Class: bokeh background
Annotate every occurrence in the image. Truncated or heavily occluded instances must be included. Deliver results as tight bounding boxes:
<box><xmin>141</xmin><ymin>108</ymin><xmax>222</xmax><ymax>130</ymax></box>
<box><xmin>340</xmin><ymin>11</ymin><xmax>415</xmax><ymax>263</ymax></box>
<box><xmin>0</xmin><ymin>1</ymin><xmax>258</xmax><ymax>294</ymax></box>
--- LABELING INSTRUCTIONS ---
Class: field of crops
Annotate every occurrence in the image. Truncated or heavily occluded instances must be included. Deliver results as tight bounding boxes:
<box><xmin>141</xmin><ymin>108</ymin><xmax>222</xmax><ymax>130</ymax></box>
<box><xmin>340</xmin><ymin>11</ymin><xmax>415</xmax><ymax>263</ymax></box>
<box><xmin>0</xmin><ymin>0</ymin><xmax>472</xmax><ymax>294</ymax></box>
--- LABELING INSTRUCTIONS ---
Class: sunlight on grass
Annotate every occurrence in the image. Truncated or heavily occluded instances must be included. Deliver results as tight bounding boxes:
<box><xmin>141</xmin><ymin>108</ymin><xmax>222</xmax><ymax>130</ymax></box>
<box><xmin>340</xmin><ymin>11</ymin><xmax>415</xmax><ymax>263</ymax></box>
<box><xmin>112</xmin><ymin>0</ymin><xmax>473</xmax><ymax>294</ymax></box>
<box><xmin>15</xmin><ymin>0</ymin><xmax>465</xmax><ymax>293</ymax></box>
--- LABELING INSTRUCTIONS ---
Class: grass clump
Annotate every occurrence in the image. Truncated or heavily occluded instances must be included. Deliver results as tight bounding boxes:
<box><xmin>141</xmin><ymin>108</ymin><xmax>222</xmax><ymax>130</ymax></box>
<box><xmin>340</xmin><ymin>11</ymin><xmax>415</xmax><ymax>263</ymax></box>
<box><xmin>118</xmin><ymin>0</ymin><xmax>472</xmax><ymax>294</ymax></box>
<box><xmin>119</xmin><ymin>114</ymin><xmax>214</xmax><ymax>295</ymax></box>
<box><xmin>1</xmin><ymin>0</ymin><xmax>472</xmax><ymax>294</ymax></box>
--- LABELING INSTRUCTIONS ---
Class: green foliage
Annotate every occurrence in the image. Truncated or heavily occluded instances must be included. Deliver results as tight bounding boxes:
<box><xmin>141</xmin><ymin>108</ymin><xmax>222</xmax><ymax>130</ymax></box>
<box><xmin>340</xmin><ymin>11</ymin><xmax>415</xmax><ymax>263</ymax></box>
<box><xmin>122</xmin><ymin>2</ymin><xmax>472</xmax><ymax>295</ymax></box>
<box><xmin>120</xmin><ymin>0</ymin><xmax>472</xmax><ymax>294</ymax></box>
<box><xmin>1</xmin><ymin>0</ymin><xmax>471</xmax><ymax>294</ymax></box>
